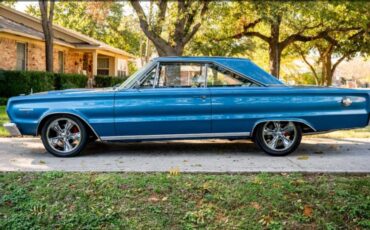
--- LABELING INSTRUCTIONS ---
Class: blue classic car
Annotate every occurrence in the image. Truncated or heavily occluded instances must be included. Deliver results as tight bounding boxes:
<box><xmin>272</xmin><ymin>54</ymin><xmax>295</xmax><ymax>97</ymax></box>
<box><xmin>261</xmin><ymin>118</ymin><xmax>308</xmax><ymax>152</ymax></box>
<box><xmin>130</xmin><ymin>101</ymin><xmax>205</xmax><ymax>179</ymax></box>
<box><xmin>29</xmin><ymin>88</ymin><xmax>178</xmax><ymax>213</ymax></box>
<box><xmin>4</xmin><ymin>57</ymin><xmax>370</xmax><ymax>157</ymax></box>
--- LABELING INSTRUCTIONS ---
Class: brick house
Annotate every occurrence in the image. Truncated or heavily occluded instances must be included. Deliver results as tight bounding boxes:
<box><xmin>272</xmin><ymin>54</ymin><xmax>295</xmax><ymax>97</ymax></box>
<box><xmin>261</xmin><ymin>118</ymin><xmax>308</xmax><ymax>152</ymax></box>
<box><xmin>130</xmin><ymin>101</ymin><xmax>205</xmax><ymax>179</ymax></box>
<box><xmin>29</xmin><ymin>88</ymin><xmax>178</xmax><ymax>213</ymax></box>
<box><xmin>0</xmin><ymin>5</ymin><xmax>135</xmax><ymax>82</ymax></box>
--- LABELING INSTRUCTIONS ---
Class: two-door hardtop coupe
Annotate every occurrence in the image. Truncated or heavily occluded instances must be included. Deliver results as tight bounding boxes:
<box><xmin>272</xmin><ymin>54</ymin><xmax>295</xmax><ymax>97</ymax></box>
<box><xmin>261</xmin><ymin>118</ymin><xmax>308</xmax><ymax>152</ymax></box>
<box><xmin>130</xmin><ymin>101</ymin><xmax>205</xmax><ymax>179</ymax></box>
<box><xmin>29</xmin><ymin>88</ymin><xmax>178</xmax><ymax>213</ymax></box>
<box><xmin>4</xmin><ymin>57</ymin><xmax>370</xmax><ymax>157</ymax></box>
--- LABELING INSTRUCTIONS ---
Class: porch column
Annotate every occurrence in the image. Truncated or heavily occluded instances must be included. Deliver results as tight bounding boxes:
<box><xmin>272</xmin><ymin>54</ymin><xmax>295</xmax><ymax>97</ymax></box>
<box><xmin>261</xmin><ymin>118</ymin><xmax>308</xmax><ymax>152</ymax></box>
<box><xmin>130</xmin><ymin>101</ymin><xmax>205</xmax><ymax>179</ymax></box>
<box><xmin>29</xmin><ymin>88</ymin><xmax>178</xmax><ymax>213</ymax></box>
<box><xmin>92</xmin><ymin>51</ymin><xmax>98</xmax><ymax>76</ymax></box>
<box><xmin>125</xmin><ymin>60</ymin><xmax>129</xmax><ymax>76</ymax></box>
<box><xmin>114</xmin><ymin>56</ymin><xmax>118</xmax><ymax>76</ymax></box>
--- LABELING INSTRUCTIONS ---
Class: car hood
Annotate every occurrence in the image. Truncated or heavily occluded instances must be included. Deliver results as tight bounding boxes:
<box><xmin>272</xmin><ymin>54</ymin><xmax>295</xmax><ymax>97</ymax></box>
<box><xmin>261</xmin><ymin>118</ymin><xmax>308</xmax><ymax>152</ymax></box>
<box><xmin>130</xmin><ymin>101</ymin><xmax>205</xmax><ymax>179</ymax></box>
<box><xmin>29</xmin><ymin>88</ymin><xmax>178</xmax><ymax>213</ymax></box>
<box><xmin>9</xmin><ymin>87</ymin><xmax>115</xmax><ymax>101</ymax></box>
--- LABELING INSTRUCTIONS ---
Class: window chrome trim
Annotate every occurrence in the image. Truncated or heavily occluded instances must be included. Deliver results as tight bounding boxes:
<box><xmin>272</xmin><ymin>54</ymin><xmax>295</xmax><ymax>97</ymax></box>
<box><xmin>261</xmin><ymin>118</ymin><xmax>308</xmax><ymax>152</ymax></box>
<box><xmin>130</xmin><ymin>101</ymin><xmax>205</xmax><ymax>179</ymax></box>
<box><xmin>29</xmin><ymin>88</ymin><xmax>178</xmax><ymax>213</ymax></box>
<box><xmin>153</xmin><ymin>62</ymin><xmax>160</xmax><ymax>88</ymax></box>
<box><xmin>101</xmin><ymin>132</ymin><xmax>250</xmax><ymax>141</ymax></box>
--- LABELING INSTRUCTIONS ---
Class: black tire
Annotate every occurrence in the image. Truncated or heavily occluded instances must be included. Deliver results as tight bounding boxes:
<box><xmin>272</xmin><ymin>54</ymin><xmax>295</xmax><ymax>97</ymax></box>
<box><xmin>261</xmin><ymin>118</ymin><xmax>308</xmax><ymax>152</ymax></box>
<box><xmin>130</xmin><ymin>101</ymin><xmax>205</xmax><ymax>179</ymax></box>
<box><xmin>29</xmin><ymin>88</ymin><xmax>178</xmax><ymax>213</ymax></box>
<box><xmin>41</xmin><ymin>115</ymin><xmax>88</xmax><ymax>157</ymax></box>
<box><xmin>254</xmin><ymin>121</ymin><xmax>302</xmax><ymax>156</ymax></box>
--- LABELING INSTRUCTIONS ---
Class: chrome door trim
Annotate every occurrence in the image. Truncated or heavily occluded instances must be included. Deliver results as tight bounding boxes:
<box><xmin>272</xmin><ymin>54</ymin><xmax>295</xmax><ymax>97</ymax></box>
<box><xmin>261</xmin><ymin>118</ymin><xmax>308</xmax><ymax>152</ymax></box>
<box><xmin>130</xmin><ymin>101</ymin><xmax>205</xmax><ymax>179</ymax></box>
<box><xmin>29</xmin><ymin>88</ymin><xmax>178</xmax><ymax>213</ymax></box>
<box><xmin>100</xmin><ymin>132</ymin><xmax>250</xmax><ymax>141</ymax></box>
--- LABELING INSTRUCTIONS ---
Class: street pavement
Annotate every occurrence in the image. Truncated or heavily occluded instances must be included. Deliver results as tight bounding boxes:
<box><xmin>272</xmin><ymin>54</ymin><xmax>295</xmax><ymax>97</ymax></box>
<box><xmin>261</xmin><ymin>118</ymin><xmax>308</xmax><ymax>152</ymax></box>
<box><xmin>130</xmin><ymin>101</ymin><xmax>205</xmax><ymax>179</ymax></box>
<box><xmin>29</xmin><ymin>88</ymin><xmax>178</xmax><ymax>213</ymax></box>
<box><xmin>0</xmin><ymin>137</ymin><xmax>369</xmax><ymax>173</ymax></box>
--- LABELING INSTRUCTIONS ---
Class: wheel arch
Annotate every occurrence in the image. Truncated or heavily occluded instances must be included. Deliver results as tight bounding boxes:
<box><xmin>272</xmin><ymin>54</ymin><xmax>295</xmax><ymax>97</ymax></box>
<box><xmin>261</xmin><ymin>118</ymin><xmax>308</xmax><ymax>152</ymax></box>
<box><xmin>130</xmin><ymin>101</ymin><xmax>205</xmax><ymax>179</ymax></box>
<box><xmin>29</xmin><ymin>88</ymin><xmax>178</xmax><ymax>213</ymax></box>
<box><xmin>36</xmin><ymin>112</ymin><xmax>100</xmax><ymax>140</ymax></box>
<box><xmin>251</xmin><ymin>119</ymin><xmax>316</xmax><ymax>137</ymax></box>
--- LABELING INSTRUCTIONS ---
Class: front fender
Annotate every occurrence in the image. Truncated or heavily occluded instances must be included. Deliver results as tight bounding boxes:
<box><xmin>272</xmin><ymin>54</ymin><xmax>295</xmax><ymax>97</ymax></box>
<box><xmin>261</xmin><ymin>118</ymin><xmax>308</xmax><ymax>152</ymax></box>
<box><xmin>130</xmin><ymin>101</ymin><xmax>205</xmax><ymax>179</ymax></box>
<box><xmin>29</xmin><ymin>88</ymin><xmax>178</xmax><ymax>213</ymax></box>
<box><xmin>35</xmin><ymin>109</ymin><xmax>101</xmax><ymax>139</ymax></box>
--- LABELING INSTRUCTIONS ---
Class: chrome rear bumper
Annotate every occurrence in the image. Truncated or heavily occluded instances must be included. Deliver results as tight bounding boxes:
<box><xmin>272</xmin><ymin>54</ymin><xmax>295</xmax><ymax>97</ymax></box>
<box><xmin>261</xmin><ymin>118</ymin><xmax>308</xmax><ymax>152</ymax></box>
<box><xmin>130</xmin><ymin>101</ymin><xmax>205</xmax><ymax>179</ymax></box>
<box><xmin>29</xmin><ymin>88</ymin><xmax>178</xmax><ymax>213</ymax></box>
<box><xmin>3</xmin><ymin>123</ymin><xmax>22</xmax><ymax>136</ymax></box>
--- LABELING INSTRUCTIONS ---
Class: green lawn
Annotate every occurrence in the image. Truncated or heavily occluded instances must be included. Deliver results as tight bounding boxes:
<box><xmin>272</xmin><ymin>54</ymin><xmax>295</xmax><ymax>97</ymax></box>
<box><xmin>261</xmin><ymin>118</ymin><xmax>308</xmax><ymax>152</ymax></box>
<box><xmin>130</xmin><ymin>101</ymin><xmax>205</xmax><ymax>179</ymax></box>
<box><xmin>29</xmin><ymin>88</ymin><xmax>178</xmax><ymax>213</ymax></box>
<box><xmin>0</xmin><ymin>173</ymin><xmax>369</xmax><ymax>229</ymax></box>
<box><xmin>0</xmin><ymin>106</ymin><xmax>8</xmax><ymax>137</ymax></box>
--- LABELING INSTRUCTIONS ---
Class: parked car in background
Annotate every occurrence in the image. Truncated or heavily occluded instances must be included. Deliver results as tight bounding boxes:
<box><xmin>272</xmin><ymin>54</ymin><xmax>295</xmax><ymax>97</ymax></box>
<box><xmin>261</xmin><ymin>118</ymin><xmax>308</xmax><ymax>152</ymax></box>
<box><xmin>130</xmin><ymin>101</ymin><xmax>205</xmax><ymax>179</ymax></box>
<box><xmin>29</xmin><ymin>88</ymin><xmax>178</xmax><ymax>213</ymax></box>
<box><xmin>4</xmin><ymin>57</ymin><xmax>370</xmax><ymax>157</ymax></box>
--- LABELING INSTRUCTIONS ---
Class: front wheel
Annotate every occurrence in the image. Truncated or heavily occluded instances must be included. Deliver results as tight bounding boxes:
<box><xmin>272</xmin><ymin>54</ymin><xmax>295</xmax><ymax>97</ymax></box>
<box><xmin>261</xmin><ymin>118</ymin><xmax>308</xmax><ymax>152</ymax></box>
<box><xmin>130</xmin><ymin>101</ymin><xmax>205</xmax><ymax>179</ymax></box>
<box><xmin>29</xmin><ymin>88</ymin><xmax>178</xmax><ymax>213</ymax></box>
<box><xmin>41</xmin><ymin>115</ymin><xmax>88</xmax><ymax>157</ymax></box>
<box><xmin>255</xmin><ymin>121</ymin><xmax>302</xmax><ymax>156</ymax></box>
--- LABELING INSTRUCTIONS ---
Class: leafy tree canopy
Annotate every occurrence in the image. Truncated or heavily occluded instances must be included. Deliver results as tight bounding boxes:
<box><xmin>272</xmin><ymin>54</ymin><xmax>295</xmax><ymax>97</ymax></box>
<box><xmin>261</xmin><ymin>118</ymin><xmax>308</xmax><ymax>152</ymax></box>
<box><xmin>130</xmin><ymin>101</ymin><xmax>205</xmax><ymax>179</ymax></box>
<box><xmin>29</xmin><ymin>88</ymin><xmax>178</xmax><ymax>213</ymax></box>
<box><xmin>26</xmin><ymin>1</ymin><xmax>144</xmax><ymax>56</ymax></box>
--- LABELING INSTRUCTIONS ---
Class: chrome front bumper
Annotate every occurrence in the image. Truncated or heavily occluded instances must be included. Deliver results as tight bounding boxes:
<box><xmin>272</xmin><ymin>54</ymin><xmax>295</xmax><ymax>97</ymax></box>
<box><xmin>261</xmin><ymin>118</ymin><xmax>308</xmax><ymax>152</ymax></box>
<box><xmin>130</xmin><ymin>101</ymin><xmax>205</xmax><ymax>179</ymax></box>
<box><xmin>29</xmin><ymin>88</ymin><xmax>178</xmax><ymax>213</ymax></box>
<box><xmin>3</xmin><ymin>123</ymin><xmax>22</xmax><ymax>136</ymax></box>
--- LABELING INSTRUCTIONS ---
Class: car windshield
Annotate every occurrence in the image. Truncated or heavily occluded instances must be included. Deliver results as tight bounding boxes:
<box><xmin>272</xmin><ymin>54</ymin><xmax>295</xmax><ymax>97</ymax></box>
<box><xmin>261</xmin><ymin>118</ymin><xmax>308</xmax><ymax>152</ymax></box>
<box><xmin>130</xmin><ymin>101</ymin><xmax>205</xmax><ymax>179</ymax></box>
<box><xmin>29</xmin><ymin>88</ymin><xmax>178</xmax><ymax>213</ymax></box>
<box><xmin>117</xmin><ymin>62</ymin><xmax>153</xmax><ymax>90</ymax></box>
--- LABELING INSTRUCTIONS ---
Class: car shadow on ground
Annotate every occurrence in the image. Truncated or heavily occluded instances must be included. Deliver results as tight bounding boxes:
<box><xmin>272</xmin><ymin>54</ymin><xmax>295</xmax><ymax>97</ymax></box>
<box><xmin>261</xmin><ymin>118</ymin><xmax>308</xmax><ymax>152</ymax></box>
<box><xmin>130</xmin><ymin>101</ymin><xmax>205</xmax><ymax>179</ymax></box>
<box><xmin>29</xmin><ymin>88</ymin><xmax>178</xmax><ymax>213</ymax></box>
<box><xmin>80</xmin><ymin>140</ymin><xmax>264</xmax><ymax>157</ymax></box>
<box><xmin>1</xmin><ymin>137</ymin><xmax>369</xmax><ymax>158</ymax></box>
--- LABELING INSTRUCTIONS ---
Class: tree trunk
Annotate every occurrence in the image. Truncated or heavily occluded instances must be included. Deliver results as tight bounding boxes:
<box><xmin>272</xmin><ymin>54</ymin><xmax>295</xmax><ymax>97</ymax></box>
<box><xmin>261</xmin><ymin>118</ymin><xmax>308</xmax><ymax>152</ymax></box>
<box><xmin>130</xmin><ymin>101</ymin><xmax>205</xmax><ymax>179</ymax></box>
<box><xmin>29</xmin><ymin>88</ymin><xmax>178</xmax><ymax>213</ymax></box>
<box><xmin>269</xmin><ymin>43</ymin><xmax>281</xmax><ymax>78</ymax></box>
<box><xmin>268</xmin><ymin>16</ymin><xmax>281</xmax><ymax>78</ymax></box>
<box><xmin>156</xmin><ymin>45</ymin><xmax>182</xmax><ymax>56</ymax></box>
<box><xmin>39</xmin><ymin>0</ymin><xmax>54</xmax><ymax>72</ymax></box>
<box><xmin>320</xmin><ymin>45</ymin><xmax>334</xmax><ymax>86</ymax></box>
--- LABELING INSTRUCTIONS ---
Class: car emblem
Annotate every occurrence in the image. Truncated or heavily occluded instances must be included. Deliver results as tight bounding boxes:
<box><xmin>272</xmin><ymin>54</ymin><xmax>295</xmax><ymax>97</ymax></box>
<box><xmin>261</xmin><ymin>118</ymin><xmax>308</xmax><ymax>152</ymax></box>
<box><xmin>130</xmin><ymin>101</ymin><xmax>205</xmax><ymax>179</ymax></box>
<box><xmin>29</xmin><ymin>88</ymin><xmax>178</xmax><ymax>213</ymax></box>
<box><xmin>341</xmin><ymin>97</ymin><xmax>352</xmax><ymax>107</ymax></box>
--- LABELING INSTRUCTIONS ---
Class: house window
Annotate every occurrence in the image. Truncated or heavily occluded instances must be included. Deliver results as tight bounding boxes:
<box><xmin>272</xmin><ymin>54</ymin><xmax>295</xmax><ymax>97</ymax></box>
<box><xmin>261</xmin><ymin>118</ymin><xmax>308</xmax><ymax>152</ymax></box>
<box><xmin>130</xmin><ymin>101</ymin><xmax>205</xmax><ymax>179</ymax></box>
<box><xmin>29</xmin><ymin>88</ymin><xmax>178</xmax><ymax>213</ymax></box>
<box><xmin>117</xmin><ymin>59</ymin><xmax>127</xmax><ymax>77</ymax></box>
<box><xmin>97</xmin><ymin>57</ymin><xmax>109</xmax><ymax>75</ymax></box>
<box><xmin>16</xmin><ymin>43</ymin><xmax>27</xmax><ymax>70</ymax></box>
<box><xmin>58</xmin><ymin>51</ymin><xmax>64</xmax><ymax>73</ymax></box>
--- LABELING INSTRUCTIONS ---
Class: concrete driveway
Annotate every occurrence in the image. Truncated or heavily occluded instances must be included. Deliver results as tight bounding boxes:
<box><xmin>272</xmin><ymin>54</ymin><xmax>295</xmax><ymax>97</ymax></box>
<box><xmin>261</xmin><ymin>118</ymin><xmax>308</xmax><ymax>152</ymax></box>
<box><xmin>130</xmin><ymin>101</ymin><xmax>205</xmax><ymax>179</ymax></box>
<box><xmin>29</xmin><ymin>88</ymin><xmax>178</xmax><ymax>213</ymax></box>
<box><xmin>0</xmin><ymin>137</ymin><xmax>369</xmax><ymax>173</ymax></box>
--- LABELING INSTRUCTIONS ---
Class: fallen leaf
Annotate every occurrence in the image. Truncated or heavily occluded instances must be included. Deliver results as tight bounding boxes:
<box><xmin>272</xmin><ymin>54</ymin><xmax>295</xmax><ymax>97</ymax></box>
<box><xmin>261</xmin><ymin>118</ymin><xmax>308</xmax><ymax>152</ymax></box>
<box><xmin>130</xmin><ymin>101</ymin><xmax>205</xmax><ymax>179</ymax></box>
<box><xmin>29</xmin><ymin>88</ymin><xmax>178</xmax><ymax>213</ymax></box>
<box><xmin>297</xmin><ymin>155</ymin><xmax>309</xmax><ymax>160</ymax></box>
<box><xmin>259</xmin><ymin>215</ymin><xmax>272</xmax><ymax>226</ymax></box>
<box><xmin>162</xmin><ymin>196</ymin><xmax>168</xmax><ymax>201</ymax></box>
<box><xmin>169</xmin><ymin>166</ymin><xmax>180</xmax><ymax>176</ymax></box>
<box><xmin>250</xmin><ymin>202</ymin><xmax>261</xmax><ymax>210</ymax></box>
<box><xmin>148</xmin><ymin>196</ymin><xmax>160</xmax><ymax>202</ymax></box>
<box><xmin>314</xmin><ymin>151</ymin><xmax>323</xmax><ymax>154</ymax></box>
<box><xmin>119</xmin><ymin>184</ymin><xmax>129</xmax><ymax>190</ymax></box>
<box><xmin>303</xmin><ymin>205</ymin><xmax>313</xmax><ymax>217</ymax></box>
<box><xmin>183</xmin><ymin>160</ymin><xmax>188</xmax><ymax>163</ymax></box>
<box><xmin>39</xmin><ymin>160</ymin><xmax>46</xmax><ymax>164</ymax></box>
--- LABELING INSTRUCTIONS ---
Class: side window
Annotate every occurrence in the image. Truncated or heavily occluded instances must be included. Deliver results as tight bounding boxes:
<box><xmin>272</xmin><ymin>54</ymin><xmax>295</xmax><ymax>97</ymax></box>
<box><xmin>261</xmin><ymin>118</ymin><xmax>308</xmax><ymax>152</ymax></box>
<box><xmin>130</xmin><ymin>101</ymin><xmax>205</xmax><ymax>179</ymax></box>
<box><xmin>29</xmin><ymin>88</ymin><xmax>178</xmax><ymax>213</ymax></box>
<box><xmin>157</xmin><ymin>63</ymin><xmax>206</xmax><ymax>88</ymax></box>
<box><xmin>139</xmin><ymin>66</ymin><xmax>157</xmax><ymax>88</ymax></box>
<box><xmin>207</xmin><ymin>64</ymin><xmax>259</xmax><ymax>87</ymax></box>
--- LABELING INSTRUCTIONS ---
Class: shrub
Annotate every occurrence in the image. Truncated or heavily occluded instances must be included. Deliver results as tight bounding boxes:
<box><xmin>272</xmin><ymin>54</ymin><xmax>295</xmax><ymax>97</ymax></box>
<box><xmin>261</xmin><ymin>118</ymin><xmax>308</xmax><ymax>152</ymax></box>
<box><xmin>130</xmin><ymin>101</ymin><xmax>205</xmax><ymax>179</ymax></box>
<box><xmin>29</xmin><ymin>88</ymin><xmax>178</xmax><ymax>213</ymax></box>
<box><xmin>0</xmin><ymin>97</ymin><xmax>8</xmax><ymax>105</ymax></box>
<box><xmin>0</xmin><ymin>70</ymin><xmax>55</xmax><ymax>98</ymax></box>
<box><xmin>55</xmin><ymin>73</ymin><xmax>88</xmax><ymax>90</ymax></box>
<box><xmin>0</xmin><ymin>70</ymin><xmax>88</xmax><ymax>98</ymax></box>
<box><xmin>94</xmin><ymin>75</ymin><xmax>128</xmax><ymax>88</ymax></box>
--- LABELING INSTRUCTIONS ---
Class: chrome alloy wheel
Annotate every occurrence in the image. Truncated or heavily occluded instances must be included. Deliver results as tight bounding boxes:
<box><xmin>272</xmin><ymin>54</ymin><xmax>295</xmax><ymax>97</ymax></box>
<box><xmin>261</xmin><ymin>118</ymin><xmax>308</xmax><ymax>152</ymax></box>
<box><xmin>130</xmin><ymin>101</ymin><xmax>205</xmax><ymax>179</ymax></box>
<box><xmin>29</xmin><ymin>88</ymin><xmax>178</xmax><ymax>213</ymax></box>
<box><xmin>262</xmin><ymin>121</ymin><xmax>297</xmax><ymax>152</ymax></box>
<box><xmin>46</xmin><ymin>118</ymin><xmax>81</xmax><ymax>153</ymax></box>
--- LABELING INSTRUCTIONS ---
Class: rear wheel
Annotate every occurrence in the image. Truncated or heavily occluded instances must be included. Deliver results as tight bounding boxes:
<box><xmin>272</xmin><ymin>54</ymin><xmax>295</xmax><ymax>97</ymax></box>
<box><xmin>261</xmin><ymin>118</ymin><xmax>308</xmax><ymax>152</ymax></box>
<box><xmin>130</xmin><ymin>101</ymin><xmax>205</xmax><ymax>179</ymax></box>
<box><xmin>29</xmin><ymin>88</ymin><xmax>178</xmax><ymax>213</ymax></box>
<box><xmin>255</xmin><ymin>121</ymin><xmax>302</xmax><ymax>156</ymax></box>
<box><xmin>41</xmin><ymin>115</ymin><xmax>88</xmax><ymax>157</ymax></box>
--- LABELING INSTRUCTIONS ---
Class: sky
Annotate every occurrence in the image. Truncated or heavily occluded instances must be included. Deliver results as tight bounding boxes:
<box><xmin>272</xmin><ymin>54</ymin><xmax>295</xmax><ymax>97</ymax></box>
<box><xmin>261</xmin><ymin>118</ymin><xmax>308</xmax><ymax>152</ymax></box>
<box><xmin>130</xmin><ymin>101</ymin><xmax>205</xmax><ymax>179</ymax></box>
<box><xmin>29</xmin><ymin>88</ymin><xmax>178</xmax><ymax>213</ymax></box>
<box><xmin>14</xmin><ymin>1</ymin><xmax>37</xmax><ymax>12</ymax></box>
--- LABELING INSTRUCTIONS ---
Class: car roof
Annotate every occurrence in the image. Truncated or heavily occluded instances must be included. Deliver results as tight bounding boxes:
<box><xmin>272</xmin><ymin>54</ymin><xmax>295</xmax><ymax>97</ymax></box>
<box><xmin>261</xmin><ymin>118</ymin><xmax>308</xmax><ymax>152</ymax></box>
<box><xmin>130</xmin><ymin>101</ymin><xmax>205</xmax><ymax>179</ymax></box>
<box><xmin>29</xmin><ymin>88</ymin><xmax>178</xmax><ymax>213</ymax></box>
<box><xmin>153</xmin><ymin>56</ymin><xmax>283</xmax><ymax>85</ymax></box>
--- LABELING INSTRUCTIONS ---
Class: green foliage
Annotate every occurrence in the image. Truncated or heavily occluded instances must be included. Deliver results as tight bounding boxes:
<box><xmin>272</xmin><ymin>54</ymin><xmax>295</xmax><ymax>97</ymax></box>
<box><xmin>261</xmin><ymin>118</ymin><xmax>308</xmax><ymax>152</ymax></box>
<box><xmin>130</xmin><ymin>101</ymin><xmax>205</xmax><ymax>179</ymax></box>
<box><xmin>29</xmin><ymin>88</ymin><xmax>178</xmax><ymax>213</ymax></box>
<box><xmin>0</xmin><ymin>97</ymin><xmax>7</xmax><ymax>105</ymax></box>
<box><xmin>55</xmin><ymin>73</ymin><xmax>88</xmax><ymax>90</ymax></box>
<box><xmin>128</xmin><ymin>62</ymin><xmax>138</xmax><ymax>76</ymax></box>
<box><xmin>186</xmin><ymin>2</ymin><xmax>254</xmax><ymax>57</ymax></box>
<box><xmin>0</xmin><ymin>106</ymin><xmax>9</xmax><ymax>136</ymax></box>
<box><xmin>0</xmin><ymin>0</ymin><xmax>16</xmax><ymax>8</ymax></box>
<box><xmin>0</xmin><ymin>173</ymin><xmax>369</xmax><ymax>229</ymax></box>
<box><xmin>0</xmin><ymin>70</ymin><xmax>55</xmax><ymax>98</ymax></box>
<box><xmin>94</xmin><ymin>75</ymin><xmax>128</xmax><ymax>88</ymax></box>
<box><xmin>0</xmin><ymin>70</ymin><xmax>88</xmax><ymax>98</ymax></box>
<box><xmin>26</xmin><ymin>2</ymin><xmax>142</xmax><ymax>56</ymax></box>
<box><xmin>284</xmin><ymin>72</ymin><xmax>318</xmax><ymax>85</ymax></box>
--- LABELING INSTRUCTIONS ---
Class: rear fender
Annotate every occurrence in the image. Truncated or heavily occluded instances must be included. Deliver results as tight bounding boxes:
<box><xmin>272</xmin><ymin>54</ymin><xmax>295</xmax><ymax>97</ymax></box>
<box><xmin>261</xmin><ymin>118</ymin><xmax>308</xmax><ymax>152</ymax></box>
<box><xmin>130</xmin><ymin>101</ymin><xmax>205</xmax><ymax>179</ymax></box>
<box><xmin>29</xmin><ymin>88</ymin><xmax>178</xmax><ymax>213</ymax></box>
<box><xmin>251</xmin><ymin>118</ymin><xmax>316</xmax><ymax>136</ymax></box>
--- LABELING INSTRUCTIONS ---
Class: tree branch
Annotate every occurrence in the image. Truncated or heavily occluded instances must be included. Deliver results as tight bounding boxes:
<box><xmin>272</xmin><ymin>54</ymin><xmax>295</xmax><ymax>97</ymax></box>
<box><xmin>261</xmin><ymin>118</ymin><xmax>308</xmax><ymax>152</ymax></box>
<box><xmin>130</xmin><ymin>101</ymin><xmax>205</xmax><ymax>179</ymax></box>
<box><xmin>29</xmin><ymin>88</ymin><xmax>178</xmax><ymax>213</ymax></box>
<box><xmin>331</xmin><ymin>54</ymin><xmax>348</xmax><ymax>73</ymax></box>
<box><xmin>129</xmin><ymin>0</ymin><xmax>171</xmax><ymax>54</ymax></box>
<box><xmin>219</xmin><ymin>18</ymin><xmax>270</xmax><ymax>43</ymax></box>
<box><xmin>153</xmin><ymin>0</ymin><xmax>167</xmax><ymax>34</ymax></box>
<box><xmin>293</xmin><ymin>44</ymin><xmax>320</xmax><ymax>85</ymax></box>
<box><xmin>182</xmin><ymin>1</ymin><xmax>209</xmax><ymax>45</ymax></box>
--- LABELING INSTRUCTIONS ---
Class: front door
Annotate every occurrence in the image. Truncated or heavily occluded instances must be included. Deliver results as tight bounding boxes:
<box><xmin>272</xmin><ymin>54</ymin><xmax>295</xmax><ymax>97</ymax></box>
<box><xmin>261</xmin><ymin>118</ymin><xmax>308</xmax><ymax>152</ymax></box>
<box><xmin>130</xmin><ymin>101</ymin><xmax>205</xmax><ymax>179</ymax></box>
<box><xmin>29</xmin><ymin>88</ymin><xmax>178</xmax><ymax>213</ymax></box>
<box><xmin>112</xmin><ymin>62</ymin><xmax>211</xmax><ymax>140</ymax></box>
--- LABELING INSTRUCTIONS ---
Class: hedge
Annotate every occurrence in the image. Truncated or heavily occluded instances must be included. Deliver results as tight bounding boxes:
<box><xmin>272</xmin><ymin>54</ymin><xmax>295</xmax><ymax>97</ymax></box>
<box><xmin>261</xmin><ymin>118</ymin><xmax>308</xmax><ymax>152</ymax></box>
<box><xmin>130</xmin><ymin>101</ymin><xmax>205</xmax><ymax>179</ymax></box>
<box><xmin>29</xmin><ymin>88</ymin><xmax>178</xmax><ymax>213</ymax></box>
<box><xmin>94</xmin><ymin>75</ymin><xmax>128</xmax><ymax>88</ymax></box>
<box><xmin>0</xmin><ymin>69</ymin><xmax>88</xmax><ymax>98</ymax></box>
<box><xmin>54</xmin><ymin>73</ymin><xmax>88</xmax><ymax>90</ymax></box>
